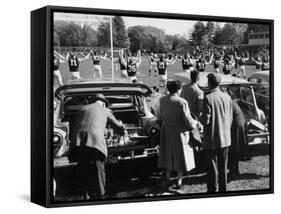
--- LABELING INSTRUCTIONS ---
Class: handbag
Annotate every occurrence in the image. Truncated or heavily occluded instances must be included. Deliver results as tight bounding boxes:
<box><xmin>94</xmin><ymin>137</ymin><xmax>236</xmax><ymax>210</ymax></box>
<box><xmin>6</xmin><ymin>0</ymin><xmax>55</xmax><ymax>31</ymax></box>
<box><xmin>180</xmin><ymin>131</ymin><xmax>195</xmax><ymax>172</ymax></box>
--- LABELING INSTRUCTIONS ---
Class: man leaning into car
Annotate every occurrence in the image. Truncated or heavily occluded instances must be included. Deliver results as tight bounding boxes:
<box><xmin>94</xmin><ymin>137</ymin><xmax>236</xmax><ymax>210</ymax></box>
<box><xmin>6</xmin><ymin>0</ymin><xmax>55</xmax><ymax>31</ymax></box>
<box><xmin>69</xmin><ymin>94</ymin><xmax>125</xmax><ymax>200</ymax></box>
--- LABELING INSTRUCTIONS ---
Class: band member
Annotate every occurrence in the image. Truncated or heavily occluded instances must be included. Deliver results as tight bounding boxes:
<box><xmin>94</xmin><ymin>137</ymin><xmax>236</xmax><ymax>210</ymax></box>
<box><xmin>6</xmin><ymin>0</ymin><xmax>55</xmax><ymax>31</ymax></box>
<box><xmin>69</xmin><ymin>94</ymin><xmax>125</xmax><ymax>199</ymax></box>
<box><xmin>148</xmin><ymin>53</ymin><xmax>157</xmax><ymax>76</ymax></box>
<box><xmin>66</xmin><ymin>49</ymin><xmax>83</xmax><ymax>80</ymax></box>
<box><xmin>176</xmin><ymin>53</ymin><xmax>194</xmax><ymax>73</ymax></box>
<box><xmin>87</xmin><ymin>50</ymin><xmax>108</xmax><ymax>78</ymax></box>
<box><xmin>196</xmin><ymin>56</ymin><xmax>207</xmax><ymax>72</ymax></box>
<box><xmin>222</xmin><ymin>57</ymin><xmax>235</xmax><ymax>75</ymax></box>
<box><xmin>251</xmin><ymin>56</ymin><xmax>263</xmax><ymax>71</ymax></box>
<box><xmin>156</xmin><ymin>54</ymin><xmax>168</xmax><ymax>87</ymax></box>
<box><xmin>212</xmin><ymin>54</ymin><xmax>223</xmax><ymax>73</ymax></box>
<box><xmin>261</xmin><ymin>55</ymin><xmax>270</xmax><ymax>71</ymax></box>
<box><xmin>119</xmin><ymin>50</ymin><xmax>128</xmax><ymax>78</ymax></box>
<box><xmin>53</xmin><ymin>51</ymin><xmax>64</xmax><ymax>89</ymax></box>
<box><xmin>235</xmin><ymin>51</ymin><xmax>249</xmax><ymax>78</ymax></box>
<box><xmin>201</xmin><ymin>73</ymin><xmax>233</xmax><ymax>193</ymax></box>
<box><xmin>125</xmin><ymin>50</ymin><xmax>142</xmax><ymax>82</ymax></box>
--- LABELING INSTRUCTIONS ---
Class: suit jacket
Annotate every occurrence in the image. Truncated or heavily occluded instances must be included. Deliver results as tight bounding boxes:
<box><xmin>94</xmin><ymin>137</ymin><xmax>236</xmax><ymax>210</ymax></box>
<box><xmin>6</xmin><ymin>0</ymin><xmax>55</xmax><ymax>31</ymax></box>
<box><xmin>201</xmin><ymin>88</ymin><xmax>233</xmax><ymax>150</ymax></box>
<box><xmin>180</xmin><ymin>83</ymin><xmax>204</xmax><ymax>119</ymax></box>
<box><xmin>70</xmin><ymin>103</ymin><xmax>124</xmax><ymax>157</ymax></box>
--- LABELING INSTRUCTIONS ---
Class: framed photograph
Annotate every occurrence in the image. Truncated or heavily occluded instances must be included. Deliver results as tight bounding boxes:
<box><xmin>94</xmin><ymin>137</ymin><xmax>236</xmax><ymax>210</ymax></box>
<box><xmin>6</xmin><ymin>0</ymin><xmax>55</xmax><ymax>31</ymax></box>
<box><xmin>31</xmin><ymin>5</ymin><xmax>274</xmax><ymax>207</ymax></box>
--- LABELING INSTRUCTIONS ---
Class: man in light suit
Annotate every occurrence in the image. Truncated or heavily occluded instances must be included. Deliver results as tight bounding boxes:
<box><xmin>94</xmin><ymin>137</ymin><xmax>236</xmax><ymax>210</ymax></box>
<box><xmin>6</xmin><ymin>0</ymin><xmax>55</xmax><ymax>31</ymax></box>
<box><xmin>201</xmin><ymin>73</ymin><xmax>233</xmax><ymax>193</ymax></box>
<box><xmin>69</xmin><ymin>94</ymin><xmax>125</xmax><ymax>199</ymax></box>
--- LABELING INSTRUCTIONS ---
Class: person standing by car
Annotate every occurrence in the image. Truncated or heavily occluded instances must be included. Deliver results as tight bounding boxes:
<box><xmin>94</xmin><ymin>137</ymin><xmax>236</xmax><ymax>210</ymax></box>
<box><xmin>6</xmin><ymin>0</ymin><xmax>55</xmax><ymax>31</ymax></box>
<box><xmin>69</xmin><ymin>94</ymin><xmax>125</xmax><ymax>200</ymax></box>
<box><xmin>157</xmin><ymin>80</ymin><xmax>200</xmax><ymax>189</ymax></box>
<box><xmin>180</xmin><ymin>70</ymin><xmax>204</xmax><ymax>119</ymax></box>
<box><xmin>201</xmin><ymin>73</ymin><xmax>233</xmax><ymax>193</ymax></box>
<box><xmin>228</xmin><ymin>100</ymin><xmax>248</xmax><ymax>180</ymax></box>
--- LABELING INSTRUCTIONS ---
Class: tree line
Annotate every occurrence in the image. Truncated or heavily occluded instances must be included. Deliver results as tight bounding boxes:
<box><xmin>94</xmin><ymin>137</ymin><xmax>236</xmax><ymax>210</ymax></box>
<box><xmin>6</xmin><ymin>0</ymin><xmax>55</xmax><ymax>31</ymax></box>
<box><xmin>54</xmin><ymin>16</ymin><xmax>269</xmax><ymax>53</ymax></box>
<box><xmin>190</xmin><ymin>21</ymin><xmax>269</xmax><ymax>46</ymax></box>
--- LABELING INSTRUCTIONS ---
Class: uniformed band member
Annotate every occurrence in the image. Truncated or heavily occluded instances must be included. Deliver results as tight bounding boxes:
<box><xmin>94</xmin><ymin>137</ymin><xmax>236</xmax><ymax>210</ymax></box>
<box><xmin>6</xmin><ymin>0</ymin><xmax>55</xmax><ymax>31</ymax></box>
<box><xmin>196</xmin><ymin>57</ymin><xmax>206</xmax><ymax>72</ymax></box>
<box><xmin>157</xmin><ymin>80</ymin><xmax>200</xmax><ymax>189</ymax></box>
<box><xmin>53</xmin><ymin>52</ymin><xmax>63</xmax><ymax>89</ymax></box>
<box><xmin>222</xmin><ymin>58</ymin><xmax>234</xmax><ymax>75</ymax></box>
<box><xmin>125</xmin><ymin>50</ymin><xmax>142</xmax><ymax>82</ymax></box>
<box><xmin>69</xmin><ymin>94</ymin><xmax>125</xmax><ymax>199</ymax></box>
<box><xmin>118</xmin><ymin>49</ymin><xmax>128</xmax><ymax>78</ymax></box>
<box><xmin>251</xmin><ymin>56</ymin><xmax>263</xmax><ymax>71</ymax></box>
<box><xmin>201</xmin><ymin>73</ymin><xmax>233</xmax><ymax>193</ymax></box>
<box><xmin>66</xmin><ymin>50</ymin><xmax>81</xmax><ymax>80</ymax></box>
<box><xmin>148</xmin><ymin>53</ymin><xmax>157</xmax><ymax>76</ymax></box>
<box><xmin>180</xmin><ymin>70</ymin><xmax>204</xmax><ymax>119</ymax></box>
<box><xmin>235</xmin><ymin>51</ymin><xmax>249</xmax><ymax>78</ymax></box>
<box><xmin>88</xmin><ymin>50</ymin><xmax>108</xmax><ymax>78</ymax></box>
<box><xmin>177</xmin><ymin>53</ymin><xmax>194</xmax><ymax>73</ymax></box>
<box><xmin>213</xmin><ymin>54</ymin><xmax>222</xmax><ymax>73</ymax></box>
<box><xmin>157</xmin><ymin>54</ymin><xmax>168</xmax><ymax>87</ymax></box>
<box><xmin>261</xmin><ymin>57</ymin><xmax>270</xmax><ymax>71</ymax></box>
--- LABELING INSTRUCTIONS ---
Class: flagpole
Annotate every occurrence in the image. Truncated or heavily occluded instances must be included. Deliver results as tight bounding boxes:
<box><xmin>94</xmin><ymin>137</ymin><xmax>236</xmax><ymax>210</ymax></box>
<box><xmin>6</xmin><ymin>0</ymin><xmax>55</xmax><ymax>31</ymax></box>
<box><xmin>110</xmin><ymin>17</ymin><xmax>114</xmax><ymax>81</ymax></box>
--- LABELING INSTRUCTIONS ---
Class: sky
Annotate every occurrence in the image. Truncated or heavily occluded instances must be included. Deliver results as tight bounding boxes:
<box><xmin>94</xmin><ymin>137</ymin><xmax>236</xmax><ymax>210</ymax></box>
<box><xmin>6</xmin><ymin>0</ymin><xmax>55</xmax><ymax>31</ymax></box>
<box><xmin>54</xmin><ymin>12</ymin><xmax>208</xmax><ymax>36</ymax></box>
<box><xmin>123</xmin><ymin>16</ymin><xmax>196</xmax><ymax>35</ymax></box>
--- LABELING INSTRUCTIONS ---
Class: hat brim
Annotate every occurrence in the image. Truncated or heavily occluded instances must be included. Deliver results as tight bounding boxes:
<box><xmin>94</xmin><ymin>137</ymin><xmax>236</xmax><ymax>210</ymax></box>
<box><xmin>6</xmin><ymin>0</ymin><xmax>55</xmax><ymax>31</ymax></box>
<box><xmin>94</xmin><ymin>97</ymin><xmax>110</xmax><ymax>107</ymax></box>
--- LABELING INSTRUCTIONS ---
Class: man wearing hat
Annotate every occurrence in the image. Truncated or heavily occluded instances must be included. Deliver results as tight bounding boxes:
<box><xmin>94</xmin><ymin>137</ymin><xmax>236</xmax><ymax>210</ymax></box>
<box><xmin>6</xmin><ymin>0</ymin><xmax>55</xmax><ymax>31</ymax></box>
<box><xmin>201</xmin><ymin>73</ymin><xmax>233</xmax><ymax>193</ymax></box>
<box><xmin>69</xmin><ymin>94</ymin><xmax>125</xmax><ymax>199</ymax></box>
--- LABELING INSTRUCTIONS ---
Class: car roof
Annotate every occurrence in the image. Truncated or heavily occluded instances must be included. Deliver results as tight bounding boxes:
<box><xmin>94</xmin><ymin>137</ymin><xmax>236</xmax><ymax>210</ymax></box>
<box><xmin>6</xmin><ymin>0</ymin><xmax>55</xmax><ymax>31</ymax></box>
<box><xmin>248</xmin><ymin>70</ymin><xmax>269</xmax><ymax>82</ymax></box>
<box><xmin>172</xmin><ymin>72</ymin><xmax>250</xmax><ymax>88</ymax></box>
<box><xmin>55</xmin><ymin>78</ymin><xmax>152</xmax><ymax>99</ymax></box>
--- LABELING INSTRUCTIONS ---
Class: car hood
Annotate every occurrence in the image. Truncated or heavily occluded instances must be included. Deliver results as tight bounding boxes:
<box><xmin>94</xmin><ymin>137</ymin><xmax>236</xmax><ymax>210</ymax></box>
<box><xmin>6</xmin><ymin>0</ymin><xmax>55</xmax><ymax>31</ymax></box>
<box><xmin>172</xmin><ymin>72</ymin><xmax>250</xmax><ymax>88</ymax></box>
<box><xmin>55</xmin><ymin>81</ymin><xmax>152</xmax><ymax>99</ymax></box>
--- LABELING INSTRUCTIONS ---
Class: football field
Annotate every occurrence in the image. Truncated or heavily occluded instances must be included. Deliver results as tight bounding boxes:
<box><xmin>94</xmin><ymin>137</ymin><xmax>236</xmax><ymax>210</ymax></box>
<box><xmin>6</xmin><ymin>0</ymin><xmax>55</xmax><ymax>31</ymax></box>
<box><xmin>58</xmin><ymin>57</ymin><xmax>258</xmax><ymax>87</ymax></box>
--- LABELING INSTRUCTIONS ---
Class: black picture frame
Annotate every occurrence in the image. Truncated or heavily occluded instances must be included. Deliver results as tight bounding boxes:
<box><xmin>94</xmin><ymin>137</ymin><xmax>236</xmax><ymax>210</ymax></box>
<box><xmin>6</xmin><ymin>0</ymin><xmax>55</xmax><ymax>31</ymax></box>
<box><xmin>31</xmin><ymin>5</ymin><xmax>274</xmax><ymax>208</ymax></box>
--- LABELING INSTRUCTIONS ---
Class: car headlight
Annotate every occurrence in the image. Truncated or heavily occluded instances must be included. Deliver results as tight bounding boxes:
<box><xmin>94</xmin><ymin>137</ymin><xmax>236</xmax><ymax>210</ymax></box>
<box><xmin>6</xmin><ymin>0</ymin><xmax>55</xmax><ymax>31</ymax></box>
<box><xmin>53</xmin><ymin>133</ymin><xmax>63</xmax><ymax>147</ymax></box>
<box><xmin>147</xmin><ymin>124</ymin><xmax>160</xmax><ymax>137</ymax></box>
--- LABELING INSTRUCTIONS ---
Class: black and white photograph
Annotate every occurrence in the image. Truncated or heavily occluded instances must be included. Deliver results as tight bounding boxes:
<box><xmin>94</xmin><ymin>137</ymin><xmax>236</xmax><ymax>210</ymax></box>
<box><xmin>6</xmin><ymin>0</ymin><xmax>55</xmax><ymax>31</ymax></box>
<box><xmin>50</xmin><ymin>8</ymin><xmax>272</xmax><ymax>204</ymax></box>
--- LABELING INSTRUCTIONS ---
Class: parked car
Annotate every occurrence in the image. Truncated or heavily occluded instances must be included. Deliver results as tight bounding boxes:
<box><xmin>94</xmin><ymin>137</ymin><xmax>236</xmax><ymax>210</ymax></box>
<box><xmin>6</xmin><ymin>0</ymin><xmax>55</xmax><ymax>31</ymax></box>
<box><xmin>53</xmin><ymin>79</ymin><xmax>160</xmax><ymax>168</ymax></box>
<box><xmin>248</xmin><ymin>70</ymin><xmax>270</xmax><ymax>121</ymax></box>
<box><xmin>172</xmin><ymin>71</ymin><xmax>269</xmax><ymax>142</ymax></box>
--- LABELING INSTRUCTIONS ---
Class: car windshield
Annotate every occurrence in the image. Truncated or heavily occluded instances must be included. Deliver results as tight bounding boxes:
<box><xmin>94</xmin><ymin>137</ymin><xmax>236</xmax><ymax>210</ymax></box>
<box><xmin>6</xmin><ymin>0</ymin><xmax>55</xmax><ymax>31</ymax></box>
<box><xmin>220</xmin><ymin>85</ymin><xmax>257</xmax><ymax>121</ymax></box>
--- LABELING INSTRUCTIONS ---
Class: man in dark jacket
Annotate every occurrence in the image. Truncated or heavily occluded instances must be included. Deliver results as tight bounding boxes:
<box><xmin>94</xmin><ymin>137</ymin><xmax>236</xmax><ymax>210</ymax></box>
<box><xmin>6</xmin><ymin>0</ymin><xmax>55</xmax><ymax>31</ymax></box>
<box><xmin>69</xmin><ymin>94</ymin><xmax>125</xmax><ymax>199</ymax></box>
<box><xmin>201</xmin><ymin>73</ymin><xmax>233</xmax><ymax>193</ymax></box>
<box><xmin>228</xmin><ymin>100</ymin><xmax>248</xmax><ymax>179</ymax></box>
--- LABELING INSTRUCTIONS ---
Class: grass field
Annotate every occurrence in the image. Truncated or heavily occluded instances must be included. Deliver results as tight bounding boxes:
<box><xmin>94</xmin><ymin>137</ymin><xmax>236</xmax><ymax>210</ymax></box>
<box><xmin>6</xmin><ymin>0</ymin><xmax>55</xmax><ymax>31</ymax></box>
<box><xmin>57</xmin><ymin>57</ymin><xmax>258</xmax><ymax>87</ymax></box>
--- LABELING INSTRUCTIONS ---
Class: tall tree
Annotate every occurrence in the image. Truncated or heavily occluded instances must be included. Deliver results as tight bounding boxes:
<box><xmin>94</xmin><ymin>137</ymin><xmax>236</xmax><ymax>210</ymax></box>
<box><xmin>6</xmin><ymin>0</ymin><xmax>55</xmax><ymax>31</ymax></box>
<box><xmin>113</xmin><ymin>16</ymin><xmax>130</xmax><ymax>48</ymax></box>
<box><xmin>128</xmin><ymin>25</ymin><xmax>166</xmax><ymax>53</ymax></box>
<box><xmin>205</xmin><ymin>21</ymin><xmax>215</xmax><ymax>45</ymax></box>
<box><xmin>191</xmin><ymin>21</ymin><xmax>206</xmax><ymax>45</ymax></box>
<box><xmin>97</xmin><ymin>22</ymin><xmax>111</xmax><ymax>47</ymax></box>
